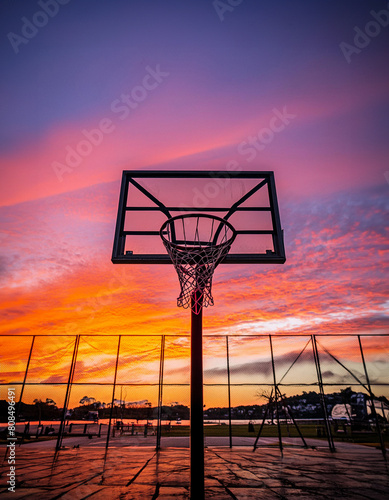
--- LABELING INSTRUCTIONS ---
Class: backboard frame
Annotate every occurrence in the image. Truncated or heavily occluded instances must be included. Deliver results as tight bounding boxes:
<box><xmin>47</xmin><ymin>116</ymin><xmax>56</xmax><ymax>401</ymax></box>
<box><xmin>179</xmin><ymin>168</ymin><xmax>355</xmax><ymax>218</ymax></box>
<box><xmin>112</xmin><ymin>170</ymin><xmax>285</xmax><ymax>264</ymax></box>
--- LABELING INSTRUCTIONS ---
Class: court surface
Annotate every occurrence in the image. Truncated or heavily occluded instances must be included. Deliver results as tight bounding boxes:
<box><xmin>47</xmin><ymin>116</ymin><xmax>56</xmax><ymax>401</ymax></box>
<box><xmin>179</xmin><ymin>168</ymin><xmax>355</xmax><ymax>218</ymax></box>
<box><xmin>1</xmin><ymin>438</ymin><xmax>388</xmax><ymax>499</ymax></box>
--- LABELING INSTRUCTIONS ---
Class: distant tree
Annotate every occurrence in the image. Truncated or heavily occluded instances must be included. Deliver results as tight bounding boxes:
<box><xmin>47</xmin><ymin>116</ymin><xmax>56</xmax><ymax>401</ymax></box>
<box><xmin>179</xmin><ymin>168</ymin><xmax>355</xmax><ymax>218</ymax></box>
<box><xmin>377</xmin><ymin>395</ymin><xmax>389</xmax><ymax>405</ymax></box>
<box><xmin>79</xmin><ymin>396</ymin><xmax>96</xmax><ymax>406</ymax></box>
<box><xmin>255</xmin><ymin>389</ymin><xmax>274</xmax><ymax>423</ymax></box>
<box><xmin>255</xmin><ymin>389</ymin><xmax>272</xmax><ymax>403</ymax></box>
<box><xmin>33</xmin><ymin>399</ymin><xmax>43</xmax><ymax>425</ymax></box>
<box><xmin>340</xmin><ymin>387</ymin><xmax>354</xmax><ymax>420</ymax></box>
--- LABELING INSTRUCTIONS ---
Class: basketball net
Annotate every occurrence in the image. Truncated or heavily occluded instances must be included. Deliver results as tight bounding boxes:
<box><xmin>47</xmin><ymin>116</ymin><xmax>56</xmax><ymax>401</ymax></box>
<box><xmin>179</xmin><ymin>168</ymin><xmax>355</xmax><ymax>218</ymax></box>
<box><xmin>160</xmin><ymin>214</ymin><xmax>236</xmax><ymax>314</ymax></box>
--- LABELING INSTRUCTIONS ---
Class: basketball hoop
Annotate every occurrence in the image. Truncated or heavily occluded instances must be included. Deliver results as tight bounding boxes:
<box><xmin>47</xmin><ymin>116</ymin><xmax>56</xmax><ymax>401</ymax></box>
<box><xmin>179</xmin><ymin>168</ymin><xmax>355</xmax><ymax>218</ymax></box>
<box><xmin>113</xmin><ymin>170</ymin><xmax>285</xmax><ymax>500</ymax></box>
<box><xmin>160</xmin><ymin>214</ymin><xmax>236</xmax><ymax>314</ymax></box>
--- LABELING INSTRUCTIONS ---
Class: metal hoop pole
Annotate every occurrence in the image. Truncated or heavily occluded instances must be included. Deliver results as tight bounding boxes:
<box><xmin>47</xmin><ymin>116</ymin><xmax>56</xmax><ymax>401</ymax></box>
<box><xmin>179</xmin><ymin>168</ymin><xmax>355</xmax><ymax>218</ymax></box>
<box><xmin>190</xmin><ymin>290</ymin><xmax>204</xmax><ymax>500</ymax></box>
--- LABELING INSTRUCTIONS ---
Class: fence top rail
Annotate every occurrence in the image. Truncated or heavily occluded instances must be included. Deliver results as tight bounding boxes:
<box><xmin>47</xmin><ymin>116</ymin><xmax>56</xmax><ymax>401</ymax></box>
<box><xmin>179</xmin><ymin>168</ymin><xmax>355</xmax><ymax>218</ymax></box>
<box><xmin>0</xmin><ymin>333</ymin><xmax>388</xmax><ymax>338</ymax></box>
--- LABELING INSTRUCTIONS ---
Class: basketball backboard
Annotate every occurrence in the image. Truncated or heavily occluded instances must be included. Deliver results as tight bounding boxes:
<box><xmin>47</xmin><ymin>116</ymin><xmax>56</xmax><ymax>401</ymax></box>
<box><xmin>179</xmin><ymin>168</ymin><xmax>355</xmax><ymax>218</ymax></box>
<box><xmin>112</xmin><ymin>170</ymin><xmax>285</xmax><ymax>264</ymax></box>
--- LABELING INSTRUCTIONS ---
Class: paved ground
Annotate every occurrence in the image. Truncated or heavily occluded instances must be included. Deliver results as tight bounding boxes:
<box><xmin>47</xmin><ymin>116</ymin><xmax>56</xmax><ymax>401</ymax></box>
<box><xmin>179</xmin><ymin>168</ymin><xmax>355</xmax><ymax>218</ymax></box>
<box><xmin>1</xmin><ymin>440</ymin><xmax>388</xmax><ymax>499</ymax></box>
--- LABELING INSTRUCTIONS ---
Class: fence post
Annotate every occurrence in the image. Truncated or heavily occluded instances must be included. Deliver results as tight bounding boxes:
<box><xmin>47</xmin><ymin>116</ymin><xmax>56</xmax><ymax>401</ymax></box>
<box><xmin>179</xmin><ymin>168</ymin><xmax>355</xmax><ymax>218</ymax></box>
<box><xmin>269</xmin><ymin>335</ymin><xmax>283</xmax><ymax>453</ymax></box>
<box><xmin>56</xmin><ymin>335</ymin><xmax>80</xmax><ymax>451</ymax></box>
<box><xmin>106</xmin><ymin>335</ymin><xmax>121</xmax><ymax>451</ymax></box>
<box><xmin>226</xmin><ymin>336</ymin><xmax>232</xmax><ymax>448</ymax></box>
<box><xmin>4</xmin><ymin>336</ymin><xmax>35</xmax><ymax>458</ymax></box>
<box><xmin>15</xmin><ymin>335</ymin><xmax>35</xmax><ymax>424</ymax></box>
<box><xmin>358</xmin><ymin>336</ymin><xmax>386</xmax><ymax>459</ymax></box>
<box><xmin>156</xmin><ymin>335</ymin><xmax>165</xmax><ymax>451</ymax></box>
<box><xmin>311</xmin><ymin>335</ymin><xmax>335</xmax><ymax>452</ymax></box>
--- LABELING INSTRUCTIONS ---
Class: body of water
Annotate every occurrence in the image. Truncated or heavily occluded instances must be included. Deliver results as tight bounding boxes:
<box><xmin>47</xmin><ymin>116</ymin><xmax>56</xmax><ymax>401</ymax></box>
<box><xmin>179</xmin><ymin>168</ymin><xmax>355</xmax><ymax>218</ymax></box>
<box><xmin>2</xmin><ymin>418</ymin><xmax>286</xmax><ymax>431</ymax></box>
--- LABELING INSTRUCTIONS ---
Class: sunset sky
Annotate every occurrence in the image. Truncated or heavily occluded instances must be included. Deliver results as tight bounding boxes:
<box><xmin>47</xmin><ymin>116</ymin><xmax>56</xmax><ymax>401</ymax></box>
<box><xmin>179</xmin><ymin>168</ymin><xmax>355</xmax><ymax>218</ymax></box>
<box><xmin>0</xmin><ymin>0</ymin><xmax>388</xmax><ymax>407</ymax></box>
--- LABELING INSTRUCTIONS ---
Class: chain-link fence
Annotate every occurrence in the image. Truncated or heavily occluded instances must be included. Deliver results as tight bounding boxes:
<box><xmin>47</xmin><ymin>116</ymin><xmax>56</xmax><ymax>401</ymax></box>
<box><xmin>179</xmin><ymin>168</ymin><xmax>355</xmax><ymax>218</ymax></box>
<box><xmin>1</xmin><ymin>334</ymin><xmax>388</xmax><ymax>456</ymax></box>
